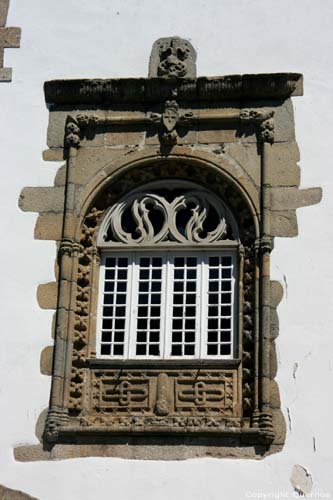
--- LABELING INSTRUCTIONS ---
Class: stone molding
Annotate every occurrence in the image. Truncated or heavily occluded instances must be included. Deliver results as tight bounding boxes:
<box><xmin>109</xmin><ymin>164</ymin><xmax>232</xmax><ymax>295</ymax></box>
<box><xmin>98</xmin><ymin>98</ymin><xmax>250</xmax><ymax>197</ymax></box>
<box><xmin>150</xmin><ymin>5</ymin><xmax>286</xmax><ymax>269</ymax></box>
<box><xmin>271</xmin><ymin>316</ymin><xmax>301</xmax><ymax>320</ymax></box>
<box><xmin>44</xmin><ymin>73</ymin><xmax>303</xmax><ymax>105</ymax></box>
<box><xmin>63</xmin><ymin>106</ymin><xmax>276</xmax><ymax>150</ymax></box>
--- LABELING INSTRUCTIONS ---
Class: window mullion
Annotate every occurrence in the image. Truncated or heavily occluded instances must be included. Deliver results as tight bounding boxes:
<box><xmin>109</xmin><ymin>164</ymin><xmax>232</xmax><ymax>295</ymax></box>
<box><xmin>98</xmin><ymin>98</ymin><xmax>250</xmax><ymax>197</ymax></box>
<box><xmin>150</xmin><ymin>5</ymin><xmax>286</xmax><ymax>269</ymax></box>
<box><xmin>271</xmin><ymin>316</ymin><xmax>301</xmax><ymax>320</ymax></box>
<box><xmin>128</xmin><ymin>252</ymin><xmax>138</xmax><ymax>358</ymax></box>
<box><xmin>200</xmin><ymin>253</ymin><xmax>208</xmax><ymax>359</ymax></box>
<box><xmin>163</xmin><ymin>254</ymin><xmax>173</xmax><ymax>359</ymax></box>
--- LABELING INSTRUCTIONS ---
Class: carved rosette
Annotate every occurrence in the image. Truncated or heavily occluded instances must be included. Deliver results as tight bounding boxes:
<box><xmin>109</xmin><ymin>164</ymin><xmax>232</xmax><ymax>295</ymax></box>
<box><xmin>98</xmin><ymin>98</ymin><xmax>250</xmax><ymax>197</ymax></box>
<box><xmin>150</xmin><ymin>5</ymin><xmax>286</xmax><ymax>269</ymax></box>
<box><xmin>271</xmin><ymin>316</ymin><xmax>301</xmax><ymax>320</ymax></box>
<box><xmin>240</xmin><ymin>109</ymin><xmax>275</xmax><ymax>143</ymax></box>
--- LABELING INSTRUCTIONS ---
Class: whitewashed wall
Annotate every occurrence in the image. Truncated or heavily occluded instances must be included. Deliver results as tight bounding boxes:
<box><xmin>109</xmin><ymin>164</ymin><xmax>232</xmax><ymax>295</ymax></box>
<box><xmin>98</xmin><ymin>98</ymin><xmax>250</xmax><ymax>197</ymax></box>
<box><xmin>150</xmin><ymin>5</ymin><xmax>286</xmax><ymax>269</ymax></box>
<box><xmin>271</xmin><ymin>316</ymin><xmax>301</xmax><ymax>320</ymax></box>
<box><xmin>0</xmin><ymin>1</ymin><xmax>332</xmax><ymax>498</ymax></box>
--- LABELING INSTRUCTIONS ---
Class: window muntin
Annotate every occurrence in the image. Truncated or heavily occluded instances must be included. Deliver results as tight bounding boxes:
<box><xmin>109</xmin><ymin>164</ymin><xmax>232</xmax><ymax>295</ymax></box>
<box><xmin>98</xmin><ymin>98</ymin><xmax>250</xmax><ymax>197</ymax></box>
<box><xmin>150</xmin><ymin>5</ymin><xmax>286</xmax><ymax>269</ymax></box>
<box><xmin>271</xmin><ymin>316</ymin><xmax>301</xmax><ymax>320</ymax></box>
<box><xmin>97</xmin><ymin>250</ymin><xmax>237</xmax><ymax>360</ymax></box>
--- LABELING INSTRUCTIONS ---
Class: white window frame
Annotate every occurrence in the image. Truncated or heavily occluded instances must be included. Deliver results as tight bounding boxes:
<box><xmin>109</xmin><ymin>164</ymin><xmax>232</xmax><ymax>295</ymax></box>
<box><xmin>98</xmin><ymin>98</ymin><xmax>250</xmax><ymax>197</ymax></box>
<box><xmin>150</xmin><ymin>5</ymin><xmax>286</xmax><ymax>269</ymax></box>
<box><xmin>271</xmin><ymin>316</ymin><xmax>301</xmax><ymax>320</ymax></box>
<box><xmin>96</xmin><ymin>249</ymin><xmax>237</xmax><ymax>360</ymax></box>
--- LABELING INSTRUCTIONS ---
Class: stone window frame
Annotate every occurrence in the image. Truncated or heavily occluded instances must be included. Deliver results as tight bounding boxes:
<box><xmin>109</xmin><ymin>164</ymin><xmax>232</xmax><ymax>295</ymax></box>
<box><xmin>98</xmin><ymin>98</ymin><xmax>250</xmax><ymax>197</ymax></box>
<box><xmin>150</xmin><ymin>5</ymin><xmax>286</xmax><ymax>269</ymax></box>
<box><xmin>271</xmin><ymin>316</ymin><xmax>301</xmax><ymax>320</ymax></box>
<box><xmin>43</xmin><ymin>112</ymin><xmax>274</xmax><ymax>444</ymax></box>
<box><xmin>14</xmin><ymin>51</ymin><xmax>318</xmax><ymax>459</ymax></box>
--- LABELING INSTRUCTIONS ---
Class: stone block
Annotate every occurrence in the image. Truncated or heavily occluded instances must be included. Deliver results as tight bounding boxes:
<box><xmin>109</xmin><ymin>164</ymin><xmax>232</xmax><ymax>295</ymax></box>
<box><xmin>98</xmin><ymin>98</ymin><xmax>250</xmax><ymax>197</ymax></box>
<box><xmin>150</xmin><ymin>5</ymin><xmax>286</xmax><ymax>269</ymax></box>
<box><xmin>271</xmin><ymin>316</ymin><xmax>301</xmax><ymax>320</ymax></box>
<box><xmin>54</xmin><ymin>164</ymin><xmax>66</xmax><ymax>186</ymax></box>
<box><xmin>270</xmin><ymin>210</ymin><xmax>298</xmax><ymax>237</ymax></box>
<box><xmin>242</xmin><ymin>98</ymin><xmax>295</xmax><ymax>143</ymax></box>
<box><xmin>0</xmin><ymin>0</ymin><xmax>9</xmax><ymax>27</ymax></box>
<box><xmin>227</xmin><ymin>142</ymin><xmax>260</xmax><ymax>186</ymax></box>
<box><xmin>270</xmin><ymin>280</ymin><xmax>284</xmax><ymax>308</ymax></box>
<box><xmin>270</xmin><ymin>309</ymin><xmax>279</xmax><ymax>340</ymax></box>
<box><xmin>270</xmin><ymin>380</ymin><xmax>281</xmax><ymax>409</ymax></box>
<box><xmin>272</xmin><ymin>408</ymin><xmax>286</xmax><ymax>445</ymax></box>
<box><xmin>37</xmin><ymin>282</ymin><xmax>58</xmax><ymax>310</ymax></box>
<box><xmin>42</xmin><ymin>148</ymin><xmax>64</xmax><ymax>162</ymax></box>
<box><xmin>197</xmin><ymin>126</ymin><xmax>238</xmax><ymax>144</ymax></box>
<box><xmin>105</xmin><ymin>128</ymin><xmax>145</xmax><ymax>147</ymax></box>
<box><xmin>72</xmin><ymin>147</ymin><xmax>131</xmax><ymax>186</ymax></box>
<box><xmin>268</xmin><ymin>142</ymin><xmax>300</xmax><ymax>187</ymax></box>
<box><xmin>0</xmin><ymin>484</ymin><xmax>38</xmax><ymax>500</ymax></box>
<box><xmin>40</xmin><ymin>346</ymin><xmax>53</xmax><ymax>376</ymax></box>
<box><xmin>270</xmin><ymin>340</ymin><xmax>278</xmax><ymax>379</ymax></box>
<box><xmin>0</xmin><ymin>66</ymin><xmax>11</xmax><ymax>80</ymax></box>
<box><xmin>47</xmin><ymin>110</ymin><xmax>104</xmax><ymax>148</ymax></box>
<box><xmin>19</xmin><ymin>186</ymin><xmax>65</xmax><ymax>213</ymax></box>
<box><xmin>34</xmin><ymin>213</ymin><xmax>63</xmax><ymax>240</ymax></box>
<box><xmin>271</xmin><ymin>187</ymin><xmax>322</xmax><ymax>210</ymax></box>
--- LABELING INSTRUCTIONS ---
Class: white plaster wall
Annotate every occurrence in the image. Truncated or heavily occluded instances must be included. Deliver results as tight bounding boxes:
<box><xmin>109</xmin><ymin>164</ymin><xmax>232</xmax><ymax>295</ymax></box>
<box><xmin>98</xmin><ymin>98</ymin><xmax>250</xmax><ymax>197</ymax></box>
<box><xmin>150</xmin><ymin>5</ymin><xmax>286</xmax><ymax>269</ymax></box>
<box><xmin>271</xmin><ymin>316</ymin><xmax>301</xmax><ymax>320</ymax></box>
<box><xmin>0</xmin><ymin>1</ymin><xmax>332</xmax><ymax>498</ymax></box>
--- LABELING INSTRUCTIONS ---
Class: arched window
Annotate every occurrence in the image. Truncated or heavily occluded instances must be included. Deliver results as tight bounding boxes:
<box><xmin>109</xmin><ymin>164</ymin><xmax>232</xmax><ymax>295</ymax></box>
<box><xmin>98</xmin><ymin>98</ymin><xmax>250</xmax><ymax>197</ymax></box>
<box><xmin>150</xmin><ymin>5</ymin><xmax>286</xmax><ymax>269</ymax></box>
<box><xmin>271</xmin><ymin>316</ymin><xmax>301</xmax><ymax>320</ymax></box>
<box><xmin>95</xmin><ymin>181</ymin><xmax>240</xmax><ymax>360</ymax></box>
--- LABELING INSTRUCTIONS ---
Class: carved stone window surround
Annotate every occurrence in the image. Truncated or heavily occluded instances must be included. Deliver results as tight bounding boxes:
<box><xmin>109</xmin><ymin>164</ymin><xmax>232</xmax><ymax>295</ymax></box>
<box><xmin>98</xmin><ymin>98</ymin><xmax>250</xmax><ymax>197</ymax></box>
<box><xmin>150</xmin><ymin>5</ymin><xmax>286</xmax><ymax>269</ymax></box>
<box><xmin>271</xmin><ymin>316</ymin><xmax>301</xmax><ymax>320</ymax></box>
<box><xmin>43</xmin><ymin>135</ymin><xmax>269</xmax><ymax>444</ymax></box>
<box><xmin>16</xmin><ymin>39</ymin><xmax>322</xmax><ymax>460</ymax></box>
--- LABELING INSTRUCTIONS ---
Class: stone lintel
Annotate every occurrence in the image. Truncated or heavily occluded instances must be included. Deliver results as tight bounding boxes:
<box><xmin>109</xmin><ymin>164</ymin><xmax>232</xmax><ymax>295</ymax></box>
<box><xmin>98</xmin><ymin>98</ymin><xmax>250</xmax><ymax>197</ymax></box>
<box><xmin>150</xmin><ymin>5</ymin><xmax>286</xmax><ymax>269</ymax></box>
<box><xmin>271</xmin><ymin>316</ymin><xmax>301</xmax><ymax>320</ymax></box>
<box><xmin>44</xmin><ymin>73</ymin><xmax>303</xmax><ymax>106</ymax></box>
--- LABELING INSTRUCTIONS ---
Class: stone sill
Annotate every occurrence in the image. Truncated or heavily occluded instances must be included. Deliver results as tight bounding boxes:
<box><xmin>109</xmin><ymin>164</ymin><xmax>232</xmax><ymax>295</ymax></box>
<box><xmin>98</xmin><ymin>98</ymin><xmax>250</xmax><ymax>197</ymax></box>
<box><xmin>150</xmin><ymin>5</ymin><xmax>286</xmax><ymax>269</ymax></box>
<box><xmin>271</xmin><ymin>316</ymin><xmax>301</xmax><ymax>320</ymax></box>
<box><xmin>44</xmin><ymin>73</ymin><xmax>303</xmax><ymax>106</ymax></box>
<box><xmin>57</xmin><ymin>425</ymin><xmax>274</xmax><ymax>445</ymax></box>
<box><xmin>87</xmin><ymin>358</ymin><xmax>242</xmax><ymax>368</ymax></box>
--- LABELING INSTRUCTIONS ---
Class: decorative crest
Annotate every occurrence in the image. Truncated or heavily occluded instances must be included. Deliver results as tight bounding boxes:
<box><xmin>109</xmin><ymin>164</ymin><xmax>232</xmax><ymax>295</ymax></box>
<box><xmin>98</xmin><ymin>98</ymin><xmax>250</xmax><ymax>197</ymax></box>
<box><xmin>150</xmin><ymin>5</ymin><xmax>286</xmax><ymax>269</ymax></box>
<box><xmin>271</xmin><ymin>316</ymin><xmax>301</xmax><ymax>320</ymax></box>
<box><xmin>149</xmin><ymin>37</ymin><xmax>197</xmax><ymax>78</ymax></box>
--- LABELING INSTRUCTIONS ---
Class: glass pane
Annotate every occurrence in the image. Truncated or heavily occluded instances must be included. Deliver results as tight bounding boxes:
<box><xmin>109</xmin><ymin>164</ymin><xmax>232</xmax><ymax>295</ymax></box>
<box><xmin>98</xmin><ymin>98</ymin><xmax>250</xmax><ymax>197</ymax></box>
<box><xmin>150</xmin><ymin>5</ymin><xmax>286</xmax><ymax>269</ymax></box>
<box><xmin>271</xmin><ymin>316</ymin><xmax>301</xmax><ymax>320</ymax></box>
<box><xmin>170</xmin><ymin>256</ymin><xmax>197</xmax><ymax>356</ymax></box>
<box><xmin>206</xmin><ymin>255</ymin><xmax>234</xmax><ymax>357</ymax></box>
<box><xmin>100</xmin><ymin>256</ymin><xmax>128</xmax><ymax>356</ymax></box>
<box><xmin>134</xmin><ymin>256</ymin><xmax>163</xmax><ymax>356</ymax></box>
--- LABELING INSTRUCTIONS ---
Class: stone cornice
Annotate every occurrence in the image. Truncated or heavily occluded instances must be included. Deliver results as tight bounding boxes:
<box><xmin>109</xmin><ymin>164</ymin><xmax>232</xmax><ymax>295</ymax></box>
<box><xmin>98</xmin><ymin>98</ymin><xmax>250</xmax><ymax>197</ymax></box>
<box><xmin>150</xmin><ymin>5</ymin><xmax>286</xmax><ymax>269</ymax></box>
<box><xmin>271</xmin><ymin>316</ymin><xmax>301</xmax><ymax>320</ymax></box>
<box><xmin>44</xmin><ymin>73</ymin><xmax>303</xmax><ymax>106</ymax></box>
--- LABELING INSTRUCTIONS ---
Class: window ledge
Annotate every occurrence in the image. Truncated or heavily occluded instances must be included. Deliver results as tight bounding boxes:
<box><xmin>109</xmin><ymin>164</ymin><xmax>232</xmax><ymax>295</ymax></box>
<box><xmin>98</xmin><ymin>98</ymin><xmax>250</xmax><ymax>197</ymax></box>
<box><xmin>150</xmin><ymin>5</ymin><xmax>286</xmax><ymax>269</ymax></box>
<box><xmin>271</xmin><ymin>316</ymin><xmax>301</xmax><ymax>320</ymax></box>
<box><xmin>87</xmin><ymin>357</ymin><xmax>241</xmax><ymax>368</ymax></box>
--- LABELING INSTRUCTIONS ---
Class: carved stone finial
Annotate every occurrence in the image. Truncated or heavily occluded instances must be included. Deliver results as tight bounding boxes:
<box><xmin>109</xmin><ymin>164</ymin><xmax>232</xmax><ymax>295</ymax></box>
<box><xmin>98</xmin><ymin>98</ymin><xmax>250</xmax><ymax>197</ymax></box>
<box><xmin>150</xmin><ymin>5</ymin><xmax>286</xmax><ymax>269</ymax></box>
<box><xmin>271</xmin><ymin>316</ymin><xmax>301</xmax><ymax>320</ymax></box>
<box><xmin>149</xmin><ymin>37</ymin><xmax>197</xmax><ymax>78</ymax></box>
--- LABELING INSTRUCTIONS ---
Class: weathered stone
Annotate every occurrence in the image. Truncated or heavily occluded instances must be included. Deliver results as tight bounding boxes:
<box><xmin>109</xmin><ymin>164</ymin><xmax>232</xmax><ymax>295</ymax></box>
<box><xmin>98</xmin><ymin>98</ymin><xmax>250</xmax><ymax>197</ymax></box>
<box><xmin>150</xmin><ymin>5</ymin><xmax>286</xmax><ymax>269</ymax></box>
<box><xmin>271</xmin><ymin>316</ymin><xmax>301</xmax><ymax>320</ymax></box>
<box><xmin>47</xmin><ymin>110</ymin><xmax>105</xmax><ymax>149</ymax></box>
<box><xmin>272</xmin><ymin>408</ymin><xmax>286</xmax><ymax>445</ymax></box>
<box><xmin>242</xmin><ymin>99</ymin><xmax>296</xmax><ymax>143</ymax></box>
<box><xmin>149</xmin><ymin>37</ymin><xmax>197</xmax><ymax>78</ymax></box>
<box><xmin>270</xmin><ymin>309</ymin><xmax>279</xmax><ymax>340</ymax></box>
<box><xmin>42</xmin><ymin>148</ymin><xmax>64</xmax><ymax>162</ymax></box>
<box><xmin>271</xmin><ymin>186</ymin><xmax>322</xmax><ymax>210</ymax></box>
<box><xmin>45</xmin><ymin>74</ymin><xmax>303</xmax><ymax>106</ymax></box>
<box><xmin>271</xmin><ymin>281</ymin><xmax>284</xmax><ymax>308</ymax></box>
<box><xmin>14</xmin><ymin>440</ymin><xmax>275</xmax><ymax>461</ymax></box>
<box><xmin>37</xmin><ymin>282</ymin><xmax>58</xmax><ymax>310</ymax></box>
<box><xmin>40</xmin><ymin>346</ymin><xmax>53</xmax><ymax>376</ymax></box>
<box><xmin>34</xmin><ymin>213</ymin><xmax>78</xmax><ymax>241</ymax></box>
<box><xmin>19</xmin><ymin>186</ymin><xmax>65</xmax><ymax>213</ymax></box>
<box><xmin>268</xmin><ymin>142</ymin><xmax>300</xmax><ymax>187</ymax></box>
<box><xmin>270</xmin><ymin>210</ymin><xmax>298</xmax><ymax>237</ymax></box>
<box><xmin>270</xmin><ymin>341</ymin><xmax>278</xmax><ymax>380</ymax></box>
<box><xmin>35</xmin><ymin>408</ymin><xmax>48</xmax><ymax>442</ymax></box>
<box><xmin>290</xmin><ymin>464</ymin><xmax>313</xmax><ymax>496</ymax></box>
<box><xmin>0</xmin><ymin>0</ymin><xmax>21</xmax><ymax>83</ymax></box>
<box><xmin>54</xmin><ymin>164</ymin><xmax>66</xmax><ymax>186</ymax></box>
<box><xmin>104</xmin><ymin>127</ymin><xmax>145</xmax><ymax>148</ymax></box>
<box><xmin>197</xmin><ymin>127</ymin><xmax>238</xmax><ymax>144</ymax></box>
<box><xmin>270</xmin><ymin>380</ymin><xmax>281</xmax><ymax>409</ymax></box>
<box><xmin>226</xmin><ymin>143</ymin><xmax>260</xmax><ymax>186</ymax></box>
<box><xmin>0</xmin><ymin>0</ymin><xmax>9</xmax><ymax>26</ymax></box>
<box><xmin>0</xmin><ymin>484</ymin><xmax>38</xmax><ymax>500</ymax></box>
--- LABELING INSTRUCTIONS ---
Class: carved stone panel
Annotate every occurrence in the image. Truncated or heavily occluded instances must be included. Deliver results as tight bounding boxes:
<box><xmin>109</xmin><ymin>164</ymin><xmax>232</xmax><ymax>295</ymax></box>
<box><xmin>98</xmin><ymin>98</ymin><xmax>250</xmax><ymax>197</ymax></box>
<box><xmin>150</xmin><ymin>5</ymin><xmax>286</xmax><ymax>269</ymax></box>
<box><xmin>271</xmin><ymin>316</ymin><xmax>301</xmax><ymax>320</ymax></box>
<box><xmin>82</xmin><ymin>368</ymin><xmax>240</xmax><ymax>432</ymax></box>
